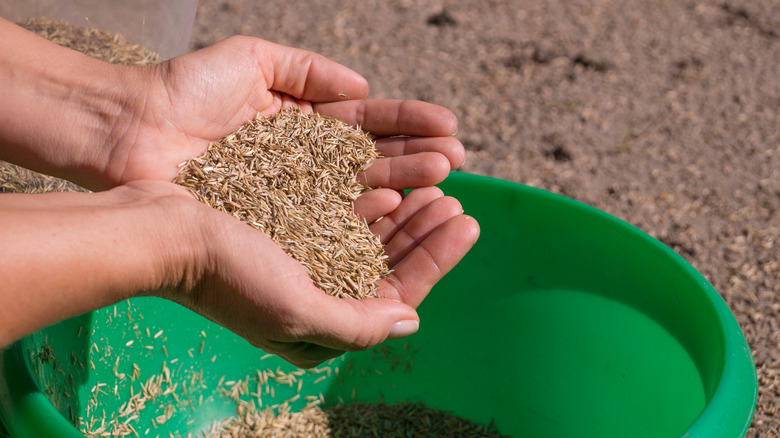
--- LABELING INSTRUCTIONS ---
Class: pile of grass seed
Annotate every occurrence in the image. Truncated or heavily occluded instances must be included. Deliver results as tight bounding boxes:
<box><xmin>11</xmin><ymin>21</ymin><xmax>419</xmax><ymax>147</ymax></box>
<box><xmin>173</xmin><ymin>108</ymin><xmax>390</xmax><ymax>299</ymax></box>
<box><xmin>209</xmin><ymin>402</ymin><xmax>506</xmax><ymax>438</ymax></box>
<box><xmin>0</xmin><ymin>17</ymin><xmax>160</xmax><ymax>194</ymax></box>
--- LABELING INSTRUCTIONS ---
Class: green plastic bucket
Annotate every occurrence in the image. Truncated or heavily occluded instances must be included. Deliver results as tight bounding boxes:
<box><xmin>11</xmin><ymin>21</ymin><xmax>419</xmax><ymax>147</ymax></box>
<box><xmin>0</xmin><ymin>172</ymin><xmax>756</xmax><ymax>437</ymax></box>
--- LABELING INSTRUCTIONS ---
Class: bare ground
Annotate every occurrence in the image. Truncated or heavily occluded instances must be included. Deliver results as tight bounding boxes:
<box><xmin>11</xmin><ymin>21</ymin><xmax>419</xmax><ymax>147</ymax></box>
<box><xmin>190</xmin><ymin>0</ymin><xmax>780</xmax><ymax>435</ymax></box>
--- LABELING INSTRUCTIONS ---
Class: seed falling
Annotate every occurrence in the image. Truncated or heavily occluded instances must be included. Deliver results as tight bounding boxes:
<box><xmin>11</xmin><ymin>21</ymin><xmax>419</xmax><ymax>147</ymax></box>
<box><xmin>173</xmin><ymin>108</ymin><xmax>391</xmax><ymax>299</ymax></box>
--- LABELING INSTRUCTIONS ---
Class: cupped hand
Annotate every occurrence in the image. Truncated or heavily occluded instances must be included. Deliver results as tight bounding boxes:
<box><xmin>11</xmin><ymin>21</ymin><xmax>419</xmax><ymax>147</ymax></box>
<box><xmin>107</xmin><ymin>36</ymin><xmax>463</xmax><ymax>191</ymax></box>
<box><xmin>169</xmin><ymin>184</ymin><xmax>478</xmax><ymax>369</ymax></box>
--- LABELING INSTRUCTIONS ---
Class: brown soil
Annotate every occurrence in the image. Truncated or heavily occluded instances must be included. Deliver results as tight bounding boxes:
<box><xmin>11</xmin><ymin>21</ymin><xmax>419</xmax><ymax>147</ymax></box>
<box><xmin>192</xmin><ymin>0</ymin><xmax>779</xmax><ymax>434</ymax></box>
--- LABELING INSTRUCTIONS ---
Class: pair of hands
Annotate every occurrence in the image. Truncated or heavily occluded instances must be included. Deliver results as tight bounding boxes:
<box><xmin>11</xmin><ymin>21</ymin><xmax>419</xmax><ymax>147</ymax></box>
<box><xmin>2</xmin><ymin>30</ymin><xmax>479</xmax><ymax>368</ymax></box>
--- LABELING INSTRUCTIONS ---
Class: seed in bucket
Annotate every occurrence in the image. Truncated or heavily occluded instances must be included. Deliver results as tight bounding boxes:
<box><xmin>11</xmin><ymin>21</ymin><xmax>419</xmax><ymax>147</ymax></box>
<box><xmin>205</xmin><ymin>401</ymin><xmax>506</xmax><ymax>438</ymax></box>
<box><xmin>173</xmin><ymin>108</ymin><xmax>391</xmax><ymax>299</ymax></box>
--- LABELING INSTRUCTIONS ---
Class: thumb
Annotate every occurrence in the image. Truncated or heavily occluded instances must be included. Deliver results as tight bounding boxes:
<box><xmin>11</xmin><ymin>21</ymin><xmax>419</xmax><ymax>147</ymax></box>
<box><xmin>298</xmin><ymin>294</ymin><xmax>420</xmax><ymax>352</ymax></box>
<box><xmin>259</xmin><ymin>38</ymin><xmax>370</xmax><ymax>102</ymax></box>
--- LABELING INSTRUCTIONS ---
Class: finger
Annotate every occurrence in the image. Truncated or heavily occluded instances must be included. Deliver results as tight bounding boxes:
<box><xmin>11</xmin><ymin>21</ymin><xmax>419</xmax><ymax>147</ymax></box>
<box><xmin>358</xmin><ymin>152</ymin><xmax>451</xmax><ymax>190</ymax></box>
<box><xmin>293</xmin><ymin>294</ymin><xmax>419</xmax><ymax>352</ymax></box>
<box><xmin>378</xmin><ymin>215</ymin><xmax>480</xmax><ymax>307</ymax></box>
<box><xmin>258</xmin><ymin>39</ymin><xmax>370</xmax><ymax>102</ymax></box>
<box><xmin>353</xmin><ymin>189</ymin><xmax>402</xmax><ymax>223</ymax></box>
<box><xmin>375</xmin><ymin>136</ymin><xmax>466</xmax><ymax>170</ymax></box>
<box><xmin>314</xmin><ymin>100</ymin><xmax>458</xmax><ymax>137</ymax></box>
<box><xmin>383</xmin><ymin>195</ymin><xmax>465</xmax><ymax>267</ymax></box>
<box><xmin>369</xmin><ymin>187</ymin><xmax>445</xmax><ymax>243</ymax></box>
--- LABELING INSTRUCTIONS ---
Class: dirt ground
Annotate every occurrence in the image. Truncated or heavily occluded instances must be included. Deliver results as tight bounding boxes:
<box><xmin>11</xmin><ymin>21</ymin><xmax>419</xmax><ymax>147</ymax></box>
<box><xmin>190</xmin><ymin>0</ymin><xmax>780</xmax><ymax>435</ymax></box>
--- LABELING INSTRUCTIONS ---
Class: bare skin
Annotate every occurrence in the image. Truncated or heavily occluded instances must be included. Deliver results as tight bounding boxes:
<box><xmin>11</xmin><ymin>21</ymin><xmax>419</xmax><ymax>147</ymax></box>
<box><xmin>0</xmin><ymin>18</ymin><xmax>479</xmax><ymax>368</ymax></box>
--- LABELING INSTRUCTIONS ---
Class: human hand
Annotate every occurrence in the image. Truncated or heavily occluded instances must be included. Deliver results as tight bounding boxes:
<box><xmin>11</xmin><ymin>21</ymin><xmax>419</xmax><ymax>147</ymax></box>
<box><xmin>103</xmin><ymin>36</ymin><xmax>463</xmax><ymax>191</ymax></box>
<box><xmin>168</xmin><ymin>184</ymin><xmax>478</xmax><ymax>368</ymax></box>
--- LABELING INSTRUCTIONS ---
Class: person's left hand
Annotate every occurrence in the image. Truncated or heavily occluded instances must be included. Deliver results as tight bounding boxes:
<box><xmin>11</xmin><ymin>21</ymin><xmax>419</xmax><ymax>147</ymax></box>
<box><xmin>103</xmin><ymin>36</ymin><xmax>463</xmax><ymax>191</ymax></box>
<box><xmin>161</xmin><ymin>182</ymin><xmax>479</xmax><ymax>368</ymax></box>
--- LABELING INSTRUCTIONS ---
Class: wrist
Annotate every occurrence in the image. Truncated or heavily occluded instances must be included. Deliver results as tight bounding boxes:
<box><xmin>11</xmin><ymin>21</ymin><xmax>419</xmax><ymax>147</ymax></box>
<box><xmin>107</xmin><ymin>182</ymin><xmax>211</xmax><ymax>300</ymax></box>
<box><xmin>0</xmin><ymin>183</ymin><xmax>206</xmax><ymax>345</ymax></box>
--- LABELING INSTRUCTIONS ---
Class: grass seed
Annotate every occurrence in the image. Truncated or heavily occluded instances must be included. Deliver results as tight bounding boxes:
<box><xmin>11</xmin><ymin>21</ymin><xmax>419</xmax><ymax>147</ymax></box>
<box><xmin>173</xmin><ymin>108</ymin><xmax>391</xmax><ymax>299</ymax></box>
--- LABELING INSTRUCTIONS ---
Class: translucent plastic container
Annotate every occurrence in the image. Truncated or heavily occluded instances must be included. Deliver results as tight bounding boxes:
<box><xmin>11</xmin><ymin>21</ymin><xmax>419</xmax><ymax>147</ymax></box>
<box><xmin>0</xmin><ymin>0</ymin><xmax>197</xmax><ymax>59</ymax></box>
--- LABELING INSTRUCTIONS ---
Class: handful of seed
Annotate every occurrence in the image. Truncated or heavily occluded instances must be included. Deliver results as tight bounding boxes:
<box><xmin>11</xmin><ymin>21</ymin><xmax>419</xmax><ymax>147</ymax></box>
<box><xmin>173</xmin><ymin>109</ymin><xmax>390</xmax><ymax>299</ymax></box>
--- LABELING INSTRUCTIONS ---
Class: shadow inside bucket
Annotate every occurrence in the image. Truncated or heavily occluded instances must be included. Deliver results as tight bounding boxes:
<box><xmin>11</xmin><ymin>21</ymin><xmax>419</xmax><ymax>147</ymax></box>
<box><xmin>21</xmin><ymin>312</ymin><xmax>93</xmax><ymax>427</ymax></box>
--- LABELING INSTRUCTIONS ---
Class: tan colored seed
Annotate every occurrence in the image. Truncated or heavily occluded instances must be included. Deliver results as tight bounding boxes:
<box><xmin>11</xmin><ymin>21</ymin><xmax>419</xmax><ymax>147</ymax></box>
<box><xmin>173</xmin><ymin>108</ymin><xmax>390</xmax><ymax>299</ymax></box>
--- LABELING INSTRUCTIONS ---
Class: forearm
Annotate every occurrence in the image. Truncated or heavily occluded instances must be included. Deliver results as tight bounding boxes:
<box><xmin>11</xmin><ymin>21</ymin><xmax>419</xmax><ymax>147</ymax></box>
<box><xmin>0</xmin><ymin>185</ymin><xmax>200</xmax><ymax>347</ymax></box>
<box><xmin>0</xmin><ymin>17</ymin><xmax>141</xmax><ymax>190</ymax></box>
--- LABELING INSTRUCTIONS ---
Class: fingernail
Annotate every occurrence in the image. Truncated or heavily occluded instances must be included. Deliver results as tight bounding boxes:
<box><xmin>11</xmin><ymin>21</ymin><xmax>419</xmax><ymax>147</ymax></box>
<box><xmin>388</xmin><ymin>320</ymin><xmax>419</xmax><ymax>339</ymax></box>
